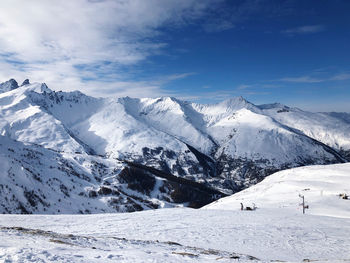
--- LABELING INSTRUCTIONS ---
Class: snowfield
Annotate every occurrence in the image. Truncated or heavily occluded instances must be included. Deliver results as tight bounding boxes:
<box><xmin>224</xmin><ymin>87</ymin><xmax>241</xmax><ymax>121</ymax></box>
<box><xmin>1</xmin><ymin>163</ymin><xmax>350</xmax><ymax>262</ymax></box>
<box><xmin>1</xmin><ymin>208</ymin><xmax>350</xmax><ymax>262</ymax></box>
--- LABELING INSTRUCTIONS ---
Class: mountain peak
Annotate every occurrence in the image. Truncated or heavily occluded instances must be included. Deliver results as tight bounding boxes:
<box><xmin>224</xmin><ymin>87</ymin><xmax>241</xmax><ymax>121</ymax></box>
<box><xmin>219</xmin><ymin>96</ymin><xmax>256</xmax><ymax>111</ymax></box>
<box><xmin>20</xmin><ymin>79</ymin><xmax>30</xmax><ymax>86</ymax></box>
<box><xmin>40</xmin><ymin>83</ymin><xmax>51</xmax><ymax>93</ymax></box>
<box><xmin>0</xmin><ymin>78</ymin><xmax>19</xmax><ymax>93</ymax></box>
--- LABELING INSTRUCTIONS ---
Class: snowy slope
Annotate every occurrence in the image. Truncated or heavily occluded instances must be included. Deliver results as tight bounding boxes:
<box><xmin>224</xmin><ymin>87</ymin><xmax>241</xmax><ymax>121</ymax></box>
<box><xmin>259</xmin><ymin>103</ymin><xmax>350</xmax><ymax>155</ymax></box>
<box><xmin>0</xmin><ymin>134</ymin><xmax>127</xmax><ymax>214</ymax></box>
<box><xmin>0</xmin><ymin>83</ymin><xmax>85</xmax><ymax>153</ymax></box>
<box><xmin>0</xmin><ymin>134</ymin><xmax>224</xmax><ymax>214</ymax></box>
<box><xmin>1</xmin><ymin>208</ymin><xmax>350</xmax><ymax>262</ymax></box>
<box><xmin>208</xmin><ymin>107</ymin><xmax>337</xmax><ymax>163</ymax></box>
<box><xmin>205</xmin><ymin>163</ymin><xmax>350</xmax><ymax>219</ymax></box>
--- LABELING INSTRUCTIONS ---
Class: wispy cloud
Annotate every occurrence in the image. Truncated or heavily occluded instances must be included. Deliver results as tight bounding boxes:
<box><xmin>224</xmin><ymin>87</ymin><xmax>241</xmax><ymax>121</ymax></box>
<box><xmin>178</xmin><ymin>90</ymin><xmax>240</xmax><ymax>102</ymax></box>
<box><xmin>164</xmin><ymin>72</ymin><xmax>197</xmax><ymax>82</ymax></box>
<box><xmin>277</xmin><ymin>72</ymin><xmax>350</xmax><ymax>83</ymax></box>
<box><xmin>279</xmin><ymin>76</ymin><xmax>325</xmax><ymax>83</ymax></box>
<box><xmin>0</xmin><ymin>0</ymin><xmax>216</xmax><ymax>97</ymax></box>
<box><xmin>282</xmin><ymin>25</ymin><xmax>325</xmax><ymax>36</ymax></box>
<box><xmin>202</xmin><ymin>0</ymin><xmax>296</xmax><ymax>33</ymax></box>
<box><xmin>330</xmin><ymin>73</ymin><xmax>350</xmax><ymax>81</ymax></box>
<box><xmin>177</xmin><ymin>86</ymin><xmax>270</xmax><ymax>103</ymax></box>
<box><xmin>59</xmin><ymin>71</ymin><xmax>197</xmax><ymax>98</ymax></box>
<box><xmin>237</xmin><ymin>84</ymin><xmax>252</xmax><ymax>90</ymax></box>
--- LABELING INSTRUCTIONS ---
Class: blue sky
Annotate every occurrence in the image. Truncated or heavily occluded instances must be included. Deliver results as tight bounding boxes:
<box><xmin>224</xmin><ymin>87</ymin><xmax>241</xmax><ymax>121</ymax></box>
<box><xmin>0</xmin><ymin>0</ymin><xmax>349</xmax><ymax>111</ymax></box>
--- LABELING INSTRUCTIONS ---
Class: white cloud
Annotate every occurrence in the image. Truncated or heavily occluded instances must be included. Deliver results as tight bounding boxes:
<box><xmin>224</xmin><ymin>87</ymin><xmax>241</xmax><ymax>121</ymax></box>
<box><xmin>278</xmin><ymin>72</ymin><xmax>350</xmax><ymax>84</ymax></box>
<box><xmin>64</xmin><ymin>71</ymin><xmax>197</xmax><ymax>98</ymax></box>
<box><xmin>279</xmin><ymin>76</ymin><xmax>325</xmax><ymax>83</ymax></box>
<box><xmin>237</xmin><ymin>84</ymin><xmax>252</xmax><ymax>90</ymax></box>
<box><xmin>0</xmin><ymin>0</ymin><xmax>216</xmax><ymax>97</ymax></box>
<box><xmin>282</xmin><ymin>25</ymin><xmax>325</xmax><ymax>36</ymax></box>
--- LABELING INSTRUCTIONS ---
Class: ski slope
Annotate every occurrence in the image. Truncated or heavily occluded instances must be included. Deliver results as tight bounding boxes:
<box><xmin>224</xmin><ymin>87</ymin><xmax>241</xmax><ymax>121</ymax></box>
<box><xmin>205</xmin><ymin>163</ymin><xmax>350</xmax><ymax>219</ymax></box>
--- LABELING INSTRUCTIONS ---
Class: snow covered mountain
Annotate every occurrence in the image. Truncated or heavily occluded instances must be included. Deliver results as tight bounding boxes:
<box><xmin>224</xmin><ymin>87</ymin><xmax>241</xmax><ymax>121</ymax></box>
<box><xmin>0</xmin><ymin>78</ymin><xmax>349</xmax><ymax>213</ymax></box>
<box><xmin>258</xmin><ymin>103</ymin><xmax>350</xmax><ymax>159</ymax></box>
<box><xmin>0</xmin><ymin>134</ymin><xmax>224</xmax><ymax>214</ymax></box>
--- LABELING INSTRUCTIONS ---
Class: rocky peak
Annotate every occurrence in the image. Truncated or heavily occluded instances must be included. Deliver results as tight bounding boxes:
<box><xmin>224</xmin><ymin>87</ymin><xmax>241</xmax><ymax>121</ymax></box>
<box><xmin>21</xmin><ymin>79</ymin><xmax>30</xmax><ymax>86</ymax></box>
<box><xmin>0</xmin><ymin>78</ymin><xmax>19</xmax><ymax>93</ymax></box>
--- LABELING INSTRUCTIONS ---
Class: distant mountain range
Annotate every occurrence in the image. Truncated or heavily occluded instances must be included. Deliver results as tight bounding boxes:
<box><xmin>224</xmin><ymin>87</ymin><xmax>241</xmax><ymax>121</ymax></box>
<box><xmin>0</xmin><ymin>79</ymin><xmax>349</xmax><ymax>213</ymax></box>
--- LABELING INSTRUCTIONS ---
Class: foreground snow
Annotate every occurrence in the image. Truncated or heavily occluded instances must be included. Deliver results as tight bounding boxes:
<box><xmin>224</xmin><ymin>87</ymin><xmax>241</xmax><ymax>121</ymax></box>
<box><xmin>1</xmin><ymin>208</ymin><xmax>350</xmax><ymax>262</ymax></box>
<box><xmin>205</xmin><ymin>163</ymin><xmax>350</xmax><ymax>219</ymax></box>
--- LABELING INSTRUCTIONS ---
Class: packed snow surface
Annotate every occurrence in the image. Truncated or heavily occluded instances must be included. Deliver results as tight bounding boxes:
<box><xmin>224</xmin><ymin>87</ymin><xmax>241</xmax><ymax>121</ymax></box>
<box><xmin>1</xmin><ymin>207</ymin><xmax>350</xmax><ymax>262</ymax></box>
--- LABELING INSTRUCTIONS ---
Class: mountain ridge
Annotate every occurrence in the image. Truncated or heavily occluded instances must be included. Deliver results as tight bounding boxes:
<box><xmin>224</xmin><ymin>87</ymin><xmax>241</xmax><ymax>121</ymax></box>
<box><xmin>0</xmin><ymin>78</ymin><xmax>349</xmax><ymax>213</ymax></box>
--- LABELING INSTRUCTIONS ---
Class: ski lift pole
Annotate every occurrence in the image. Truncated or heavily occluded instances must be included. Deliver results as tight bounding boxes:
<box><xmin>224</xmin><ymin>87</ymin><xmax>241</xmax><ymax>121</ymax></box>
<box><xmin>299</xmin><ymin>194</ymin><xmax>308</xmax><ymax>214</ymax></box>
<box><xmin>301</xmin><ymin>194</ymin><xmax>305</xmax><ymax>214</ymax></box>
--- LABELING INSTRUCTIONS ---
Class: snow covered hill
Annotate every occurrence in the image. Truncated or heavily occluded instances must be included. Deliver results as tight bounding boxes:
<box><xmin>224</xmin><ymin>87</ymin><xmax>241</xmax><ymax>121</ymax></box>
<box><xmin>205</xmin><ymin>162</ymin><xmax>350</xmax><ymax>219</ymax></box>
<box><xmin>0</xmin><ymin>78</ymin><xmax>349</xmax><ymax>213</ymax></box>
